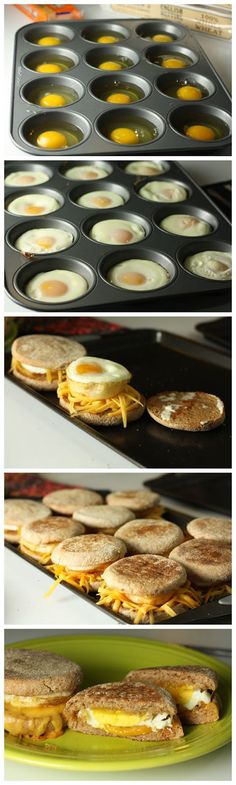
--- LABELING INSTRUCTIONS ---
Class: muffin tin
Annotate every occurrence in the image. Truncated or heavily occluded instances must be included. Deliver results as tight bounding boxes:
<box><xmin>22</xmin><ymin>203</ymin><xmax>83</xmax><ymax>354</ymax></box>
<box><xmin>11</xmin><ymin>19</ymin><xmax>231</xmax><ymax>155</ymax></box>
<box><xmin>4</xmin><ymin>160</ymin><xmax>232</xmax><ymax>312</ymax></box>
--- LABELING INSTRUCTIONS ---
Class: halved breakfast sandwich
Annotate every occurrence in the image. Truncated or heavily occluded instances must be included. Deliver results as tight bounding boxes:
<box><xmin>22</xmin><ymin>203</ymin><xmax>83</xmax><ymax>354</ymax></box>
<box><xmin>125</xmin><ymin>666</ymin><xmax>220</xmax><ymax>725</ymax></box>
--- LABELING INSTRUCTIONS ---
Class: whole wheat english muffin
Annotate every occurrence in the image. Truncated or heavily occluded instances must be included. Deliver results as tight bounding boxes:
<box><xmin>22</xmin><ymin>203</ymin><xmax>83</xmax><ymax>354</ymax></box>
<box><xmin>73</xmin><ymin>504</ymin><xmax>134</xmax><ymax>531</ymax></box>
<box><xmin>114</xmin><ymin>518</ymin><xmax>184</xmax><ymax>555</ymax></box>
<box><xmin>49</xmin><ymin>534</ymin><xmax>127</xmax><ymax>593</ymax></box>
<box><xmin>4</xmin><ymin>498</ymin><xmax>48</xmax><ymax>543</ymax></box>
<box><xmin>187</xmin><ymin>516</ymin><xmax>231</xmax><ymax>542</ymax></box>
<box><xmin>170</xmin><ymin>539</ymin><xmax>231</xmax><ymax>586</ymax></box>
<box><xmin>147</xmin><ymin>391</ymin><xmax>225</xmax><ymax>431</ymax></box>
<box><xmin>11</xmin><ymin>334</ymin><xmax>86</xmax><ymax>390</ymax></box>
<box><xmin>43</xmin><ymin>487</ymin><xmax>103</xmax><ymax>514</ymax></box>
<box><xmin>106</xmin><ymin>489</ymin><xmax>160</xmax><ymax>515</ymax></box>
<box><xmin>20</xmin><ymin>516</ymin><xmax>85</xmax><ymax>563</ymax></box>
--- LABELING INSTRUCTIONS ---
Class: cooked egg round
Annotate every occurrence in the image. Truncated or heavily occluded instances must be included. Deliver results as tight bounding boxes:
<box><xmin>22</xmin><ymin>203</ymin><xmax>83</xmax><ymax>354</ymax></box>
<box><xmin>7</xmin><ymin>194</ymin><xmax>60</xmax><ymax>216</ymax></box>
<box><xmin>97</xmin><ymin>35</ymin><xmax>119</xmax><ymax>43</ymax></box>
<box><xmin>36</xmin><ymin>62</ymin><xmax>63</xmax><ymax>73</ymax></box>
<box><xmin>184</xmin><ymin>250</ymin><xmax>232</xmax><ymax>280</ymax></box>
<box><xmin>139</xmin><ymin>180</ymin><xmax>187</xmax><ymax>203</ymax></box>
<box><xmin>65</xmin><ymin>165</ymin><xmax>109</xmax><ymax>180</ymax></box>
<box><xmin>36</xmin><ymin>130</ymin><xmax>68</xmax><ymax>149</ymax></box>
<box><xmin>67</xmin><ymin>356</ymin><xmax>130</xmax><ymax>386</ymax></box>
<box><xmin>110</xmin><ymin>127</ymin><xmax>138</xmax><ymax>144</ymax></box>
<box><xmin>160</xmin><ymin>214</ymin><xmax>212</xmax><ymax>236</ymax></box>
<box><xmin>90</xmin><ymin>219</ymin><xmax>146</xmax><ymax>245</ymax></box>
<box><xmin>176</xmin><ymin>85</ymin><xmax>203</xmax><ymax>100</ymax></box>
<box><xmin>107</xmin><ymin>258</ymin><xmax>170</xmax><ymax>290</ymax></box>
<box><xmin>185</xmin><ymin>124</ymin><xmax>216</xmax><ymax>141</ymax></box>
<box><xmin>77</xmin><ymin>191</ymin><xmax>124</xmax><ymax>209</ymax></box>
<box><xmin>4</xmin><ymin>170</ymin><xmax>50</xmax><ymax>187</ymax></box>
<box><xmin>125</xmin><ymin>161</ymin><xmax>165</xmax><ymax>176</ymax></box>
<box><xmin>37</xmin><ymin>36</ymin><xmax>62</xmax><ymax>46</ymax></box>
<box><xmin>25</xmin><ymin>269</ymin><xmax>88</xmax><ymax>302</ymax></box>
<box><xmin>15</xmin><ymin>228</ymin><xmax>74</xmax><ymax>255</ymax></box>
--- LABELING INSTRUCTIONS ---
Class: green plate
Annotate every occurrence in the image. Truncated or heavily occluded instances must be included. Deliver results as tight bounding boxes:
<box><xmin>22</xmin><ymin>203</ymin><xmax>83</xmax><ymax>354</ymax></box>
<box><xmin>5</xmin><ymin>634</ymin><xmax>231</xmax><ymax>772</ymax></box>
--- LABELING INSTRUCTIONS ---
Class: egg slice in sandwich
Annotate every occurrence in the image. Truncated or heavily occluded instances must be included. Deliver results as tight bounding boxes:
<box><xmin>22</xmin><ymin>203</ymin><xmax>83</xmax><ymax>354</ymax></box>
<box><xmin>11</xmin><ymin>334</ymin><xmax>86</xmax><ymax>390</ymax></box>
<box><xmin>97</xmin><ymin>553</ymin><xmax>202</xmax><ymax>624</ymax></box>
<box><xmin>125</xmin><ymin>666</ymin><xmax>220</xmax><ymax>725</ymax></box>
<box><xmin>57</xmin><ymin>356</ymin><xmax>145</xmax><ymax>427</ymax></box>
<box><xmin>4</xmin><ymin>647</ymin><xmax>82</xmax><ymax>741</ymax></box>
<box><xmin>20</xmin><ymin>516</ymin><xmax>85</xmax><ymax>564</ymax></box>
<box><xmin>64</xmin><ymin>680</ymin><xmax>184</xmax><ymax>740</ymax></box>
<box><xmin>46</xmin><ymin>533</ymin><xmax>127</xmax><ymax>595</ymax></box>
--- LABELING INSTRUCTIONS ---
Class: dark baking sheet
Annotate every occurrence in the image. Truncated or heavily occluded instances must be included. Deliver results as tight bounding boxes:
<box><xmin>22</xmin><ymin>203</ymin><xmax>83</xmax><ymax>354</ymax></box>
<box><xmin>5</xmin><ymin>328</ymin><xmax>231</xmax><ymax>469</ymax></box>
<box><xmin>11</xmin><ymin>19</ymin><xmax>231</xmax><ymax>156</ymax></box>
<box><xmin>204</xmin><ymin>180</ymin><xmax>231</xmax><ymax>222</ymax></box>
<box><xmin>196</xmin><ymin>317</ymin><xmax>231</xmax><ymax>351</ymax></box>
<box><xmin>4</xmin><ymin>160</ymin><xmax>231</xmax><ymax>312</ymax></box>
<box><xmin>4</xmin><ymin>502</ymin><xmax>231</xmax><ymax>625</ymax></box>
<box><xmin>145</xmin><ymin>473</ymin><xmax>231</xmax><ymax>515</ymax></box>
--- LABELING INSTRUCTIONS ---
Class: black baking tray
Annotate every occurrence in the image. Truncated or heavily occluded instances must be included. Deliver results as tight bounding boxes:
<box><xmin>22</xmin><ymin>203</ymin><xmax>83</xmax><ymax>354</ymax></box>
<box><xmin>4</xmin><ymin>501</ymin><xmax>231</xmax><ymax>625</ymax></box>
<box><xmin>4</xmin><ymin>160</ymin><xmax>231</xmax><ymax>312</ymax></box>
<box><xmin>145</xmin><ymin>473</ymin><xmax>231</xmax><ymax>515</ymax></box>
<box><xmin>11</xmin><ymin>19</ymin><xmax>231</xmax><ymax>156</ymax></box>
<box><xmin>5</xmin><ymin>328</ymin><xmax>231</xmax><ymax>469</ymax></box>
<box><xmin>196</xmin><ymin>317</ymin><xmax>231</xmax><ymax>351</ymax></box>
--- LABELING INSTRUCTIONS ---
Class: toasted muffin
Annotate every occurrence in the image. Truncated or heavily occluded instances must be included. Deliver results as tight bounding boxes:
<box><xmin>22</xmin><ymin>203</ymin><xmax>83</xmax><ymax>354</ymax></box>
<box><xmin>4</xmin><ymin>647</ymin><xmax>82</xmax><ymax>740</ymax></box>
<box><xmin>114</xmin><ymin>518</ymin><xmax>184</xmax><ymax>555</ymax></box>
<box><xmin>64</xmin><ymin>680</ymin><xmax>184</xmax><ymax>741</ymax></box>
<box><xmin>170</xmin><ymin>539</ymin><xmax>231</xmax><ymax>586</ymax></box>
<box><xmin>20</xmin><ymin>516</ymin><xmax>85</xmax><ymax>564</ymax></box>
<box><xmin>43</xmin><ymin>487</ymin><xmax>103</xmax><ymax>514</ymax></box>
<box><xmin>125</xmin><ymin>666</ymin><xmax>220</xmax><ymax>725</ymax></box>
<box><xmin>147</xmin><ymin>391</ymin><xmax>225</xmax><ymax>431</ymax></box>
<box><xmin>4</xmin><ymin>498</ymin><xmax>48</xmax><ymax>543</ymax></box>
<box><xmin>11</xmin><ymin>334</ymin><xmax>86</xmax><ymax>390</ymax></box>
<box><xmin>47</xmin><ymin>534</ymin><xmax>127</xmax><ymax>595</ymax></box>
<box><xmin>187</xmin><ymin>516</ymin><xmax>231</xmax><ymax>543</ymax></box>
<box><xmin>73</xmin><ymin>504</ymin><xmax>134</xmax><ymax>533</ymax></box>
<box><xmin>106</xmin><ymin>489</ymin><xmax>160</xmax><ymax>516</ymax></box>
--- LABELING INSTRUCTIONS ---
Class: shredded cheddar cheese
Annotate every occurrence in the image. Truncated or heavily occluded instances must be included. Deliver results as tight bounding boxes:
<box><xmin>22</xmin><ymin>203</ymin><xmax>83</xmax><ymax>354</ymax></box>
<box><xmin>19</xmin><ymin>540</ymin><xmax>56</xmax><ymax>565</ymax></box>
<box><xmin>44</xmin><ymin>563</ymin><xmax>105</xmax><ymax>597</ymax></box>
<box><xmin>57</xmin><ymin>382</ymin><xmax>144</xmax><ymax>428</ymax></box>
<box><xmin>97</xmin><ymin>580</ymin><xmax>202</xmax><ymax>624</ymax></box>
<box><xmin>203</xmin><ymin>584</ymin><xmax>231</xmax><ymax>603</ymax></box>
<box><xmin>10</xmin><ymin>358</ymin><xmax>65</xmax><ymax>384</ymax></box>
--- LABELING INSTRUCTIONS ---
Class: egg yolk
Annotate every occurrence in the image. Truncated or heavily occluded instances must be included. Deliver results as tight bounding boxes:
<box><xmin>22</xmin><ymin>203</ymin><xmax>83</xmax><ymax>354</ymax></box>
<box><xmin>37</xmin><ymin>237</ymin><xmax>55</xmax><ymax>250</ymax></box>
<box><xmin>99</xmin><ymin>61</ymin><xmax>122</xmax><ymax>70</ymax></box>
<box><xmin>40</xmin><ymin>280</ymin><xmax>68</xmax><ymax>296</ymax></box>
<box><xmin>152</xmin><ymin>34</ymin><xmax>173</xmax><ymax>42</ymax></box>
<box><xmin>24</xmin><ymin>205</ymin><xmax>45</xmax><ymax>215</ymax></box>
<box><xmin>185</xmin><ymin>124</ymin><xmax>216</xmax><ymax>141</ymax></box>
<box><xmin>18</xmin><ymin>175</ymin><xmax>36</xmax><ymax>185</ymax></box>
<box><xmin>112</xmin><ymin>229</ymin><xmax>133</xmax><ymax>243</ymax></box>
<box><xmin>163</xmin><ymin>57</ymin><xmax>186</xmax><ymax>68</ymax></box>
<box><xmin>36</xmin><ymin>131</ymin><xmax>67</xmax><ymax>149</ymax></box>
<box><xmin>76</xmin><ymin>362</ymin><xmax>103</xmax><ymax>374</ymax></box>
<box><xmin>97</xmin><ymin>35</ymin><xmax>119</xmax><ymax>43</ymax></box>
<box><xmin>120</xmin><ymin>272</ymin><xmax>146</xmax><ymax>285</ymax></box>
<box><xmin>37</xmin><ymin>36</ymin><xmax>62</xmax><ymax>46</ymax></box>
<box><xmin>106</xmin><ymin>93</ymin><xmax>131</xmax><ymax>104</ymax></box>
<box><xmin>39</xmin><ymin>93</ymin><xmax>67</xmax><ymax>107</ymax></box>
<box><xmin>92</xmin><ymin>196</ymin><xmax>112</xmax><ymax>207</ymax></box>
<box><xmin>176</xmin><ymin>85</ymin><xmax>203</xmax><ymax>100</ymax></box>
<box><xmin>84</xmin><ymin>171</ymin><xmax>99</xmax><ymax>179</ymax></box>
<box><xmin>110</xmin><ymin>127</ymin><xmax>138</xmax><ymax>144</ymax></box>
<box><xmin>36</xmin><ymin>63</ymin><xmax>62</xmax><ymax>73</ymax></box>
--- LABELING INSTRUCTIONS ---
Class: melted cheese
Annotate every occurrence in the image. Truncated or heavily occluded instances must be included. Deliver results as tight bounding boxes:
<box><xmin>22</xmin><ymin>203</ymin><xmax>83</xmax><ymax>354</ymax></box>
<box><xmin>11</xmin><ymin>358</ymin><xmax>65</xmax><ymax>384</ymax></box>
<box><xmin>164</xmin><ymin>686</ymin><xmax>211</xmax><ymax>709</ymax></box>
<box><xmin>57</xmin><ymin>381</ymin><xmax>144</xmax><ymax>428</ymax></box>
<box><xmin>82</xmin><ymin>708</ymin><xmax>172</xmax><ymax>733</ymax></box>
<box><xmin>97</xmin><ymin>580</ymin><xmax>202</xmax><ymax>624</ymax></box>
<box><xmin>44</xmin><ymin>563</ymin><xmax>110</xmax><ymax>597</ymax></box>
<box><xmin>4</xmin><ymin>696</ymin><xmax>67</xmax><ymax>739</ymax></box>
<box><xmin>20</xmin><ymin>539</ymin><xmax>56</xmax><ymax>564</ymax></box>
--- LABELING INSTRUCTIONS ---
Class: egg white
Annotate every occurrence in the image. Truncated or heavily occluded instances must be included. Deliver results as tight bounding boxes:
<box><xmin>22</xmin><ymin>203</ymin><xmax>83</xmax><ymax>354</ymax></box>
<box><xmin>107</xmin><ymin>258</ymin><xmax>170</xmax><ymax>290</ymax></box>
<box><xmin>7</xmin><ymin>194</ymin><xmax>60</xmax><ymax>216</ymax></box>
<box><xmin>65</xmin><ymin>165</ymin><xmax>109</xmax><ymax>180</ymax></box>
<box><xmin>139</xmin><ymin>180</ymin><xmax>187</xmax><ymax>203</ymax></box>
<box><xmin>67</xmin><ymin>356</ymin><xmax>130</xmax><ymax>384</ymax></box>
<box><xmin>90</xmin><ymin>219</ymin><xmax>146</xmax><ymax>245</ymax></box>
<box><xmin>125</xmin><ymin>161</ymin><xmax>165</xmax><ymax>175</ymax></box>
<box><xmin>15</xmin><ymin>227</ymin><xmax>74</xmax><ymax>254</ymax></box>
<box><xmin>160</xmin><ymin>214</ymin><xmax>212</xmax><ymax>237</ymax></box>
<box><xmin>77</xmin><ymin>191</ymin><xmax>124</xmax><ymax>208</ymax></box>
<box><xmin>5</xmin><ymin>170</ymin><xmax>50</xmax><ymax>186</ymax></box>
<box><xmin>25</xmin><ymin>269</ymin><xmax>88</xmax><ymax>303</ymax></box>
<box><xmin>184</xmin><ymin>250</ymin><xmax>232</xmax><ymax>280</ymax></box>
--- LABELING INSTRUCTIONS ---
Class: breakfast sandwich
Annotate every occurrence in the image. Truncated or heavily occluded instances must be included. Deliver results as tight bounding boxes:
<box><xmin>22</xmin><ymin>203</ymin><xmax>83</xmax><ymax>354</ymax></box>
<box><xmin>169</xmin><ymin>540</ymin><xmax>232</xmax><ymax>593</ymax></box>
<box><xmin>125</xmin><ymin>667</ymin><xmax>220</xmax><ymax>725</ymax></box>
<box><xmin>43</xmin><ymin>487</ymin><xmax>103</xmax><ymax>515</ymax></box>
<box><xmin>57</xmin><ymin>356</ymin><xmax>145</xmax><ymax>428</ymax></box>
<box><xmin>19</xmin><ymin>516</ymin><xmax>85</xmax><ymax>564</ymax></box>
<box><xmin>46</xmin><ymin>534</ymin><xmax>127</xmax><ymax>595</ymax></box>
<box><xmin>73</xmin><ymin>505</ymin><xmax>134</xmax><ymax>534</ymax></box>
<box><xmin>11</xmin><ymin>334</ymin><xmax>86</xmax><ymax>390</ymax></box>
<box><xmin>106</xmin><ymin>489</ymin><xmax>163</xmax><ymax>517</ymax></box>
<box><xmin>4</xmin><ymin>498</ymin><xmax>48</xmax><ymax>543</ymax></box>
<box><xmin>4</xmin><ymin>647</ymin><xmax>82</xmax><ymax>741</ymax></box>
<box><xmin>97</xmin><ymin>554</ymin><xmax>202</xmax><ymax>624</ymax></box>
<box><xmin>147</xmin><ymin>391</ymin><xmax>225</xmax><ymax>431</ymax></box>
<box><xmin>187</xmin><ymin>516</ymin><xmax>232</xmax><ymax>543</ymax></box>
<box><xmin>63</xmin><ymin>681</ymin><xmax>184</xmax><ymax>741</ymax></box>
<box><xmin>114</xmin><ymin>519</ymin><xmax>184</xmax><ymax>555</ymax></box>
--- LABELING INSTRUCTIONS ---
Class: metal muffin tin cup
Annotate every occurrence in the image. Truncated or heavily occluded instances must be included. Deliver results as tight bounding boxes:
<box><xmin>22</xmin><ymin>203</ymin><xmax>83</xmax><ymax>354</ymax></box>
<box><xmin>96</xmin><ymin>107</ymin><xmax>165</xmax><ymax>147</ymax></box>
<box><xmin>156</xmin><ymin>71</ymin><xmax>215</xmax><ymax>101</ymax></box>
<box><xmin>81</xmin><ymin>22</ymin><xmax>130</xmax><ymax>43</ymax></box>
<box><xmin>155</xmin><ymin>205</ymin><xmax>219</xmax><ymax>235</ymax></box>
<box><xmin>20</xmin><ymin>110</ymin><xmax>92</xmax><ymax>151</ymax></box>
<box><xmin>21</xmin><ymin>75</ymin><xmax>84</xmax><ymax>107</ymax></box>
<box><xmin>99</xmin><ymin>248</ymin><xmax>177</xmax><ymax>293</ymax></box>
<box><xmin>13</xmin><ymin>256</ymin><xmax>97</xmax><ymax>309</ymax></box>
<box><xmin>5</xmin><ymin>185</ymin><xmax>65</xmax><ymax>214</ymax></box>
<box><xmin>177</xmin><ymin>239</ymin><xmax>232</xmax><ymax>280</ymax></box>
<box><xmin>89</xmin><ymin>73</ymin><xmax>152</xmax><ymax>104</ymax></box>
<box><xmin>22</xmin><ymin>46</ymin><xmax>79</xmax><ymax>72</ymax></box>
<box><xmin>23</xmin><ymin>23</ymin><xmax>75</xmax><ymax>45</ymax></box>
<box><xmin>69</xmin><ymin>181</ymin><xmax>130</xmax><ymax>208</ymax></box>
<box><xmin>145</xmin><ymin>43</ymin><xmax>199</xmax><ymax>67</ymax></box>
<box><xmin>11</xmin><ymin>19</ymin><xmax>231</xmax><ymax>155</ymax></box>
<box><xmin>4</xmin><ymin>160</ymin><xmax>231</xmax><ymax>312</ymax></box>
